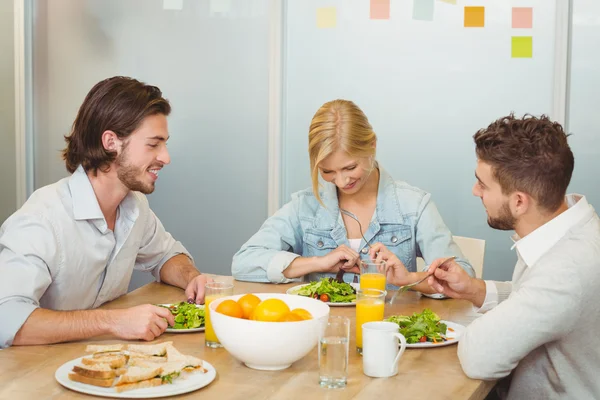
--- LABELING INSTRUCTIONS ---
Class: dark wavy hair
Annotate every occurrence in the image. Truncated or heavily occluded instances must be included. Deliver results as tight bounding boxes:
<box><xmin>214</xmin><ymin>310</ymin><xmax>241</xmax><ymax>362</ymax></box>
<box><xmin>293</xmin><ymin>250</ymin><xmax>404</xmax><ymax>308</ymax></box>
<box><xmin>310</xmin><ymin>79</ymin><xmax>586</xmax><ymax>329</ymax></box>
<box><xmin>62</xmin><ymin>76</ymin><xmax>171</xmax><ymax>174</ymax></box>
<box><xmin>474</xmin><ymin>114</ymin><xmax>574</xmax><ymax>212</ymax></box>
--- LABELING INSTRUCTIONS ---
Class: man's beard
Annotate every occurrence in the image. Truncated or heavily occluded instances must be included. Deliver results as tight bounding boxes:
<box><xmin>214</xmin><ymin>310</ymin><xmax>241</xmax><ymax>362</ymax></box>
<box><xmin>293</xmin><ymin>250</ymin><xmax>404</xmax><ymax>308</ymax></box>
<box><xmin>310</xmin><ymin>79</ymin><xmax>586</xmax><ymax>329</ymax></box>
<box><xmin>115</xmin><ymin>150</ymin><xmax>155</xmax><ymax>194</ymax></box>
<box><xmin>487</xmin><ymin>201</ymin><xmax>516</xmax><ymax>231</ymax></box>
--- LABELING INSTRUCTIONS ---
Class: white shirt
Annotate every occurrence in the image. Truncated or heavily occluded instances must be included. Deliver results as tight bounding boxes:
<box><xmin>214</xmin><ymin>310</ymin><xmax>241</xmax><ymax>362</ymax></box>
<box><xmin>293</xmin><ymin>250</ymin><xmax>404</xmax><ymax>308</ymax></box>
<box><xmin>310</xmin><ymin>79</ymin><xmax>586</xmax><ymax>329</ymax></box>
<box><xmin>0</xmin><ymin>166</ymin><xmax>190</xmax><ymax>348</ymax></box>
<box><xmin>458</xmin><ymin>194</ymin><xmax>600</xmax><ymax>399</ymax></box>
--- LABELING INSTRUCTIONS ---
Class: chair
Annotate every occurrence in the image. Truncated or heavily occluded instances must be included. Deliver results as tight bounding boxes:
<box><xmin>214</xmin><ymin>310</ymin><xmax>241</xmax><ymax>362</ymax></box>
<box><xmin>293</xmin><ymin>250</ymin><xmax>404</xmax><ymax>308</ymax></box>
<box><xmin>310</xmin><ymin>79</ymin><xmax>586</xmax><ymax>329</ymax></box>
<box><xmin>416</xmin><ymin>235</ymin><xmax>486</xmax><ymax>278</ymax></box>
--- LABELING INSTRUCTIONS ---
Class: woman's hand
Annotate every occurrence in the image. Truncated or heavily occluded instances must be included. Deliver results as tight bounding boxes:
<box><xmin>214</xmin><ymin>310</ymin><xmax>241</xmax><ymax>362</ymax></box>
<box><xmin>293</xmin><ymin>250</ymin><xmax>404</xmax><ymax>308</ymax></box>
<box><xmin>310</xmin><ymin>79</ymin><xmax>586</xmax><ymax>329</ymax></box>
<box><xmin>316</xmin><ymin>245</ymin><xmax>361</xmax><ymax>274</ymax></box>
<box><xmin>368</xmin><ymin>242</ymin><xmax>415</xmax><ymax>286</ymax></box>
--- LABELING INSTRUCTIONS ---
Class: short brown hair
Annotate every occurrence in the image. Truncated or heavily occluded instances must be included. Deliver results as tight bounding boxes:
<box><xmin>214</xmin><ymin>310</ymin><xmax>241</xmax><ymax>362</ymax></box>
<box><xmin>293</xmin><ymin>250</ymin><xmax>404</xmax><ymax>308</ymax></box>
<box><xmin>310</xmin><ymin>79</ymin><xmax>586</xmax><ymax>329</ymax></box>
<box><xmin>474</xmin><ymin>114</ymin><xmax>574</xmax><ymax>212</ymax></box>
<box><xmin>62</xmin><ymin>76</ymin><xmax>171</xmax><ymax>174</ymax></box>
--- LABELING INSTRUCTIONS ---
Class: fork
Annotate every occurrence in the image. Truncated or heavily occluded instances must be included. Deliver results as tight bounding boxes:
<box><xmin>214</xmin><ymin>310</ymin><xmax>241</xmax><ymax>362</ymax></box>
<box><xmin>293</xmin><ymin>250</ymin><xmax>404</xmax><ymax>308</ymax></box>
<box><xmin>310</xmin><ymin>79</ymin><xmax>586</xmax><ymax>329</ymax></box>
<box><xmin>339</xmin><ymin>209</ymin><xmax>372</xmax><ymax>252</ymax></box>
<box><xmin>388</xmin><ymin>256</ymin><xmax>456</xmax><ymax>305</ymax></box>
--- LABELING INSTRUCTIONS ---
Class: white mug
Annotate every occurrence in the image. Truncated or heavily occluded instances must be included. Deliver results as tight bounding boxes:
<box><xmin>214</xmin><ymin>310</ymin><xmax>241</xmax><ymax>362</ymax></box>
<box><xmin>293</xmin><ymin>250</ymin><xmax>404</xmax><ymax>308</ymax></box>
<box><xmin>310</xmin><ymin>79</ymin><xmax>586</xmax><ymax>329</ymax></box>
<box><xmin>362</xmin><ymin>321</ymin><xmax>407</xmax><ymax>378</ymax></box>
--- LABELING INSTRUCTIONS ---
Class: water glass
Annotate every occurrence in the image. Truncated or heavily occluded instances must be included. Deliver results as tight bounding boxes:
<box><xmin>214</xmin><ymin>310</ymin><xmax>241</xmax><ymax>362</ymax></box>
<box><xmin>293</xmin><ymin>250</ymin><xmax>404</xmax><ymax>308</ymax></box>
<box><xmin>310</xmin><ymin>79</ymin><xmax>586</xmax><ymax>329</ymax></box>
<box><xmin>318</xmin><ymin>316</ymin><xmax>350</xmax><ymax>389</ymax></box>
<box><xmin>204</xmin><ymin>281</ymin><xmax>234</xmax><ymax>348</ymax></box>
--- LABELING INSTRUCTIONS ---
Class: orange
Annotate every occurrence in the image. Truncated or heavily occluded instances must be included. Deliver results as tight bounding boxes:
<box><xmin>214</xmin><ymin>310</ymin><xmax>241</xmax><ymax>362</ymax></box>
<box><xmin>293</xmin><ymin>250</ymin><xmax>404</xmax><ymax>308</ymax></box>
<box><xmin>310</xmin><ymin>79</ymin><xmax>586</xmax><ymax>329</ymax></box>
<box><xmin>290</xmin><ymin>308</ymin><xmax>313</xmax><ymax>320</ymax></box>
<box><xmin>237</xmin><ymin>293</ymin><xmax>261</xmax><ymax>319</ymax></box>
<box><xmin>278</xmin><ymin>312</ymin><xmax>303</xmax><ymax>322</ymax></box>
<box><xmin>251</xmin><ymin>298</ymin><xmax>291</xmax><ymax>322</ymax></box>
<box><xmin>215</xmin><ymin>299</ymin><xmax>243</xmax><ymax>319</ymax></box>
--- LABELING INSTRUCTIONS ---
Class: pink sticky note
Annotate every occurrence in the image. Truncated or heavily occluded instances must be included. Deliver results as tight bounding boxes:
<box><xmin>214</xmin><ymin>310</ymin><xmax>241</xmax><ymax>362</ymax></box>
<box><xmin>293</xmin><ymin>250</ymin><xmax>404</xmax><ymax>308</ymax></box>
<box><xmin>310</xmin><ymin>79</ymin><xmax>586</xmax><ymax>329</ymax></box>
<box><xmin>512</xmin><ymin>7</ymin><xmax>533</xmax><ymax>29</ymax></box>
<box><xmin>370</xmin><ymin>0</ymin><xmax>390</xmax><ymax>20</ymax></box>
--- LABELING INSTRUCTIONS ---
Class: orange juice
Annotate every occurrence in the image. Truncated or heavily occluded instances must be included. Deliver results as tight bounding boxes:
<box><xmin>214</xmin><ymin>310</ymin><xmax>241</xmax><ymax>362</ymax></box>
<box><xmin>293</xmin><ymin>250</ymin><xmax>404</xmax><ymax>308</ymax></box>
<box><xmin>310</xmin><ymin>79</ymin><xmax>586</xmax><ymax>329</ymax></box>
<box><xmin>355</xmin><ymin>298</ymin><xmax>385</xmax><ymax>351</ymax></box>
<box><xmin>360</xmin><ymin>273</ymin><xmax>386</xmax><ymax>291</ymax></box>
<box><xmin>205</xmin><ymin>295</ymin><xmax>219</xmax><ymax>344</ymax></box>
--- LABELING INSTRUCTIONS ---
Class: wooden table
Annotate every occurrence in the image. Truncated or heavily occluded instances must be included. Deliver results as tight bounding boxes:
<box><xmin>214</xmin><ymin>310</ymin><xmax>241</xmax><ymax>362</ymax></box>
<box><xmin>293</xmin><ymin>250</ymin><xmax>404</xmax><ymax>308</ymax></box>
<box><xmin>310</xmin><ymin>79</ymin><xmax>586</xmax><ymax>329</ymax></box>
<box><xmin>0</xmin><ymin>276</ymin><xmax>496</xmax><ymax>399</ymax></box>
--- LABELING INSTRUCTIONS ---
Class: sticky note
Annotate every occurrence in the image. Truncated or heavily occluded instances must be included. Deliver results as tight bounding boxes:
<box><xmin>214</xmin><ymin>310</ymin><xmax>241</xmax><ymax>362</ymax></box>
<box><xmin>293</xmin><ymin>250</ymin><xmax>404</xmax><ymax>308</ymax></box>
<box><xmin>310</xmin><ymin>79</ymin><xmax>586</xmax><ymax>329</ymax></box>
<box><xmin>210</xmin><ymin>0</ymin><xmax>231</xmax><ymax>14</ymax></box>
<box><xmin>512</xmin><ymin>36</ymin><xmax>533</xmax><ymax>58</ymax></box>
<box><xmin>370</xmin><ymin>0</ymin><xmax>390</xmax><ymax>20</ymax></box>
<box><xmin>512</xmin><ymin>7</ymin><xmax>533</xmax><ymax>29</ymax></box>
<box><xmin>464</xmin><ymin>6</ymin><xmax>485</xmax><ymax>27</ymax></box>
<box><xmin>439</xmin><ymin>0</ymin><xmax>457</xmax><ymax>4</ymax></box>
<box><xmin>163</xmin><ymin>0</ymin><xmax>183</xmax><ymax>10</ymax></box>
<box><xmin>317</xmin><ymin>7</ymin><xmax>337</xmax><ymax>28</ymax></box>
<box><xmin>413</xmin><ymin>0</ymin><xmax>434</xmax><ymax>21</ymax></box>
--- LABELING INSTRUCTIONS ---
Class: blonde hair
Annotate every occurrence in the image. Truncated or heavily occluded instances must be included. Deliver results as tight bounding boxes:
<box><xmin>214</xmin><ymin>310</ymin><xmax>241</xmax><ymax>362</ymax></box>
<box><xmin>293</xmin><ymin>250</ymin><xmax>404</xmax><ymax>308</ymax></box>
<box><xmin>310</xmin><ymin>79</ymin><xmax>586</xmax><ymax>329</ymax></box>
<box><xmin>308</xmin><ymin>99</ymin><xmax>377</xmax><ymax>205</ymax></box>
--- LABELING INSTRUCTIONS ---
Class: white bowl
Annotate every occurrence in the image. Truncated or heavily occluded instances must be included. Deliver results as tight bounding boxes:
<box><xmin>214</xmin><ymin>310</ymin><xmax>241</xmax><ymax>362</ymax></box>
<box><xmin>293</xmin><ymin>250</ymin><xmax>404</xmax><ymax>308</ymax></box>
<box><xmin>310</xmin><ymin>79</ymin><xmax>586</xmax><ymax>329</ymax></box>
<box><xmin>210</xmin><ymin>293</ymin><xmax>330</xmax><ymax>371</ymax></box>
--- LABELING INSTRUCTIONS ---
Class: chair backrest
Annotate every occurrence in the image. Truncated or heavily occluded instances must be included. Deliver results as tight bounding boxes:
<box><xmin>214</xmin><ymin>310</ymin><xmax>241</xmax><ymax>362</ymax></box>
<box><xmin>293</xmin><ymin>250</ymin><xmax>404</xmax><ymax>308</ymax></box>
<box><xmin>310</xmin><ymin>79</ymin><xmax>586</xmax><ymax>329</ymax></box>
<box><xmin>416</xmin><ymin>235</ymin><xmax>486</xmax><ymax>278</ymax></box>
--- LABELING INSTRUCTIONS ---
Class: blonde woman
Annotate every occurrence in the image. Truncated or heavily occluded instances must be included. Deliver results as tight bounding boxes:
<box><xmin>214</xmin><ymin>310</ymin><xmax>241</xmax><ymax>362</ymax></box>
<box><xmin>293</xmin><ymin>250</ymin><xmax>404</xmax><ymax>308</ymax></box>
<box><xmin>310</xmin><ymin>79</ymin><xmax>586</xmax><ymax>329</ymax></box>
<box><xmin>232</xmin><ymin>100</ymin><xmax>473</xmax><ymax>290</ymax></box>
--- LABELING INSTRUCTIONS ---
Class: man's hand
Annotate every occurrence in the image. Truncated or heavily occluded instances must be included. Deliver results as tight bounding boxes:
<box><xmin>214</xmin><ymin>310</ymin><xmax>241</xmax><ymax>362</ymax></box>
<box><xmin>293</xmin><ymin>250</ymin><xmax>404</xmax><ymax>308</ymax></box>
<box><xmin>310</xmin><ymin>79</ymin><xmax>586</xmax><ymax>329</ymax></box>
<box><xmin>185</xmin><ymin>274</ymin><xmax>209</xmax><ymax>304</ymax></box>
<box><xmin>316</xmin><ymin>245</ymin><xmax>361</xmax><ymax>274</ymax></box>
<box><xmin>368</xmin><ymin>242</ymin><xmax>413</xmax><ymax>286</ymax></box>
<box><xmin>108</xmin><ymin>304</ymin><xmax>175</xmax><ymax>341</ymax></box>
<box><xmin>427</xmin><ymin>258</ymin><xmax>486</xmax><ymax>306</ymax></box>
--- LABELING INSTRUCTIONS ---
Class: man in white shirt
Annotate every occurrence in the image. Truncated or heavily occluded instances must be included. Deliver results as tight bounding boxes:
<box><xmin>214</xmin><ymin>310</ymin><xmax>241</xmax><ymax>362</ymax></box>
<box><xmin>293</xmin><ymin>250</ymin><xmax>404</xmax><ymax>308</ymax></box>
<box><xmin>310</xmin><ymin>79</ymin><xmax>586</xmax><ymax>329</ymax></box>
<box><xmin>0</xmin><ymin>76</ymin><xmax>208</xmax><ymax>348</ymax></box>
<box><xmin>426</xmin><ymin>114</ymin><xmax>600</xmax><ymax>399</ymax></box>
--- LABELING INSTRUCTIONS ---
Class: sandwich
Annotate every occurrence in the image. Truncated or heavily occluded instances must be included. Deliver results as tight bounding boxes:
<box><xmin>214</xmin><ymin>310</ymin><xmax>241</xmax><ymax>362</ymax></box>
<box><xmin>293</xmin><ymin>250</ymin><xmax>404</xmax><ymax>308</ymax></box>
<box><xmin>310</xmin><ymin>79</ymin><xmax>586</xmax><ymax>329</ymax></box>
<box><xmin>115</xmin><ymin>366</ymin><xmax>163</xmax><ymax>393</ymax></box>
<box><xmin>68</xmin><ymin>363</ymin><xmax>117</xmax><ymax>388</ymax></box>
<box><xmin>127</xmin><ymin>342</ymin><xmax>172</xmax><ymax>357</ymax></box>
<box><xmin>128</xmin><ymin>352</ymin><xmax>168</xmax><ymax>363</ymax></box>
<box><xmin>81</xmin><ymin>354</ymin><xmax>128</xmax><ymax>369</ymax></box>
<box><xmin>166</xmin><ymin>344</ymin><xmax>207</xmax><ymax>373</ymax></box>
<box><xmin>85</xmin><ymin>344</ymin><xmax>124</xmax><ymax>354</ymax></box>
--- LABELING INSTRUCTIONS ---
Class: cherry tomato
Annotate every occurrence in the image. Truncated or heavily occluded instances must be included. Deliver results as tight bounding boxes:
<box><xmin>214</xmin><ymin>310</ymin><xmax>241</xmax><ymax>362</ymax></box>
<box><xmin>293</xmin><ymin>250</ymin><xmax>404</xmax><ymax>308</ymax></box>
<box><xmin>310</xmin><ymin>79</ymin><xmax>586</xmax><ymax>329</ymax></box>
<box><xmin>320</xmin><ymin>294</ymin><xmax>330</xmax><ymax>302</ymax></box>
<box><xmin>419</xmin><ymin>336</ymin><xmax>427</xmax><ymax>343</ymax></box>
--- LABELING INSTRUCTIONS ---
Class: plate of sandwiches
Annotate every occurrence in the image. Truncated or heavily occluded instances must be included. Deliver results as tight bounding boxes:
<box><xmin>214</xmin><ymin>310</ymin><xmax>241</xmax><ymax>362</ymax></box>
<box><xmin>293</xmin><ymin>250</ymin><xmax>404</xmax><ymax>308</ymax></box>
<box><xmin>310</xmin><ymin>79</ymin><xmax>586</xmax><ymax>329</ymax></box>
<box><xmin>55</xmin><ymin>341</ymin><xmax>216</xmax><ymax>398</ymax></box>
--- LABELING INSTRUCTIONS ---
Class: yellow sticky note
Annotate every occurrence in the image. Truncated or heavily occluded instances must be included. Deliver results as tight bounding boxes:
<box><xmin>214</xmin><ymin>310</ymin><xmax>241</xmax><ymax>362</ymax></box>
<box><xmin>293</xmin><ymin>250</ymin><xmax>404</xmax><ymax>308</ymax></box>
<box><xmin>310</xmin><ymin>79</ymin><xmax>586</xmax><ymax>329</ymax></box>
<box><xmin>317</xmin><ymin>7</ymin><xmax>337</xmax><ymax>28</ymax></box>
<box><xmin>464</xmin><ymin>6</ymin><xmax>485</xmax><ymax>28</ymax></box>
<box><xmin>512</xmin><ymin>36</ymin><xmax>533</xmax><ymax>58</ymax></box>
<box><xmin>439</xmin><ymin>0</ymin><xmax>457</xmax><ymax>4</ymax></box>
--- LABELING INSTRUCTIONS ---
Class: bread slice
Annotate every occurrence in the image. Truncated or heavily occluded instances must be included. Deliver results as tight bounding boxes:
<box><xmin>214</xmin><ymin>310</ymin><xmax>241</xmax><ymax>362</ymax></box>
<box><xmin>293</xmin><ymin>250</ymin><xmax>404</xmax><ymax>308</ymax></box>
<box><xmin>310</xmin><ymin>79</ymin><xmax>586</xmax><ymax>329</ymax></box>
<box><xmin>127</xmin><ymin>342</ymin><xmax>172</xmax><ymax>357</ymax></box>
<box><xmin>128</xmin><ymin>352</ymin><xmax>167</xmax><ymax>363</ymax></box>
<box><xmin>92</xmin><ymin>351</ymin><xmax>124</xmax><ymax>358</ymax></box>
<box><xmin>81</xmin><ymin>354</ymin><xmax>127</xmax><ymax>369</ymax></box>
<box><xmin>72</xmin><ymin>363</ymin><xmax>117</xmax><ymax>379</ymax></box>
<box><xmin>68</xmin><ymin>372</ymin><xmax>114</xmax><ymax>388</ymax></box>
<box><xmin>85</xmin><ymin>344</ymin><xmax>124</xmax><ymax>354</ymax></box>
<box><xmin>116</xmin><ymin>377</ymin><xmax>162</xmax><ymax>393</ymax></box>
<box><xmin>117</xmin><ymin>366</ymin><xmax>163</xmax><ymax>385</ymax></box>
<box><xmin>165</xmin><ymin>344</ymin><xmax>206</xmax><ymax>373</ymax></box>
<box><xmin>128</xmin><ymin>359</ymin><xmax>165</xmax><ymax>368</ymax></box>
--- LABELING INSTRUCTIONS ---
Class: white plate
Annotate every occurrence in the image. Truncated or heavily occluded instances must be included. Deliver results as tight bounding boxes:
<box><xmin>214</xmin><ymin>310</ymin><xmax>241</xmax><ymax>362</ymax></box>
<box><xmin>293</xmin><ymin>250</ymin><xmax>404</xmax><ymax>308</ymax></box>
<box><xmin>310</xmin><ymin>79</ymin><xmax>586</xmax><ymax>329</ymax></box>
<box><xmin>405</xmin><ymin>320</ymin><xmax>465</xmax><ymax>348</ymax></box>
<box><xmin>286</xmin><ymin>283</ymin><xmax>359</xmax><ymax>307</ymax></box>
<box><xmin>55</xmin><ymin>356</ymin><xmax>216</xmax><ymax>398</ymax></box>
<box><xmin>158</xmin><ymin>304</ymin><xmax>205</xmax><ymax>333</ymax></box>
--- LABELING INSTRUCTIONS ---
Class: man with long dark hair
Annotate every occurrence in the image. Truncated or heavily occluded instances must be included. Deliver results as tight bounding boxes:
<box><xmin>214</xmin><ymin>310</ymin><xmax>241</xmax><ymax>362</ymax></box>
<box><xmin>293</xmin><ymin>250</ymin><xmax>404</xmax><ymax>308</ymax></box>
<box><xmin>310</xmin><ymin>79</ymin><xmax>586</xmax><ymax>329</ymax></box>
<box><xmin>0</xmin><ymin>76</ymin><xmax>208</xmax><ymax>348</ymax></box>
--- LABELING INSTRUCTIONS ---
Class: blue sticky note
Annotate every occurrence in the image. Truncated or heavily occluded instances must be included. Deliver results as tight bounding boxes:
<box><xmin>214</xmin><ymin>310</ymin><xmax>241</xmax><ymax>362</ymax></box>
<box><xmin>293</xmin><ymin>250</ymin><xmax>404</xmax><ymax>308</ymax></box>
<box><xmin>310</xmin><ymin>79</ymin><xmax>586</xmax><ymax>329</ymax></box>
<box><xmin>413</xmin><ymin>0</ymin><xmax>434</xmax><ymax>21</ymax></box>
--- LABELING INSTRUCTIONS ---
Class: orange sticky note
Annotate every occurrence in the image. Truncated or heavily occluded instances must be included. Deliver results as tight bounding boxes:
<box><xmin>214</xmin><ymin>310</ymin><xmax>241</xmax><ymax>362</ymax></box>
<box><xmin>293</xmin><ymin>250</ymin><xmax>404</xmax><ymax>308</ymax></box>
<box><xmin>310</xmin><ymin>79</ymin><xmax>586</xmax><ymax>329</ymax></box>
<box><xmin>317</xmin><ymin>7</ymin><xmax>336</xmax><ymax>28</ymax></box>
<box><xmin>512</xmin><ymin>36</ymin><xmax>533</xmax><ymax>58</ymax></box>
<box><xmin>464</xmin><ymin>6</ymin><xmax>485</xmax><ymax>28</ymax></box>
<box><xmin>512</xmin><ymin>7</ymin><xmax>533</xmax><ymax>29</ymax></box>
<box><xmin>370</xmin><ymin>0</ymin><xmax>390</xmax><ymax>20</ymax></box>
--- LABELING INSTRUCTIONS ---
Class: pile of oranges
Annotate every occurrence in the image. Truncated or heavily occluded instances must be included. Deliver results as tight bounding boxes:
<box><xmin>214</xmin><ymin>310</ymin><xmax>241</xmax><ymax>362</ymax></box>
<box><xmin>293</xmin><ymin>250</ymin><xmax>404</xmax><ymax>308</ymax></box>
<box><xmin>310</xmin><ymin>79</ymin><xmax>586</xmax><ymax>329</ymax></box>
<box><xmin>215</xmin><ymin>294</ymin><xmax>313</xmax><ymax>322</ymax></box>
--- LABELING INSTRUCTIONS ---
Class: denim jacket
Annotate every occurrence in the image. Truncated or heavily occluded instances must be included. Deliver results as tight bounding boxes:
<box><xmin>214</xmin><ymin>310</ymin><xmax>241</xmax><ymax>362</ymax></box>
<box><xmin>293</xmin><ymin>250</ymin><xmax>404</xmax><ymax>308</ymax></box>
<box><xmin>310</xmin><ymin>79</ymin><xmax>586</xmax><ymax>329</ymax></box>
<box><xmin>232</xmin><ymin>167</ymin><xmax>473</xmax><ymax>285</ymax></box>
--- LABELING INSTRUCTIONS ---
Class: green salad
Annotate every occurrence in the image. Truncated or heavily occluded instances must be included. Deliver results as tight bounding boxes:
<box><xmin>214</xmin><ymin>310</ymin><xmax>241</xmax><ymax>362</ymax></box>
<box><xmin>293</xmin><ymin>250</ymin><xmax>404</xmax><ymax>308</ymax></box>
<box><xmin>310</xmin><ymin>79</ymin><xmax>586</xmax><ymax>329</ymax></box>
<box><xmin>159</xmin><ymin>302</ymin><xmax>205</xmax><ymax>330</ymax></box>
<box><xmin>385</xmin><ymin>309</ymin><xmax>448</xmax><ymax>344</ymax></box>
<box><xmin>295</xmin><ymin>278</ymin><xmax>357</xmax><ymax>303</ymax></box>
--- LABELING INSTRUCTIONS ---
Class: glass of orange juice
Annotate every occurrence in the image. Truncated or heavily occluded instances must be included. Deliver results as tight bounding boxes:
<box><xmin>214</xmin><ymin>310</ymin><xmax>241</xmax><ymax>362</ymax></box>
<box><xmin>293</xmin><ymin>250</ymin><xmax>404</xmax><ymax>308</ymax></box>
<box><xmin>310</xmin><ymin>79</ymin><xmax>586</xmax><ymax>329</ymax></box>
<box><xmin>205</xmin><ymin>281</ymin><xmax>234</xmax><ymax>348</ymax></box>
<box><xmin>355</xmin><ymin>288</ymin><xmax>386</xmax><ymax>354</ymax></box>
<box><xmin>359</xmin><ymin>261</ymin><xmax>386</xmax><ymax>291</ymax></box>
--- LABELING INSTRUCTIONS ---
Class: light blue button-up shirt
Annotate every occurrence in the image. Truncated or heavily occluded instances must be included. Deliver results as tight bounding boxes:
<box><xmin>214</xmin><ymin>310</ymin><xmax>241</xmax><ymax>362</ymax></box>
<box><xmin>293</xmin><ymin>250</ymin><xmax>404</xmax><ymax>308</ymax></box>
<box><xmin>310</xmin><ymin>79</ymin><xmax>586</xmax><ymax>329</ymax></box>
<box><xmin>232</xmin><ymin>166</ymin><xmax>473</xmax><ymax>284</ymax></box>
<box><xmin>0</xmin><ymin>166</ymin><xmax>190</xmax><ymax>348</ymax></box>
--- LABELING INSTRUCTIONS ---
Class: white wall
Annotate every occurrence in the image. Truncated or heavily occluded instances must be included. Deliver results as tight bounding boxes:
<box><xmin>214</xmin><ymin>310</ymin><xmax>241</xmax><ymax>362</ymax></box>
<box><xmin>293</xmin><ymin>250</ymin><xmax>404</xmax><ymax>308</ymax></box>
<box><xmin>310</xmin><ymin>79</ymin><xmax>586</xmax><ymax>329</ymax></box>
<box><xmin>0</xmin><ymin>1</ymin><xmax>16</xmax><ymax>224</ymax></box>
<box><xmin>568</xmin><ymin>0</ymin><xmax>600</xmax><ymax>210</ymax></box>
